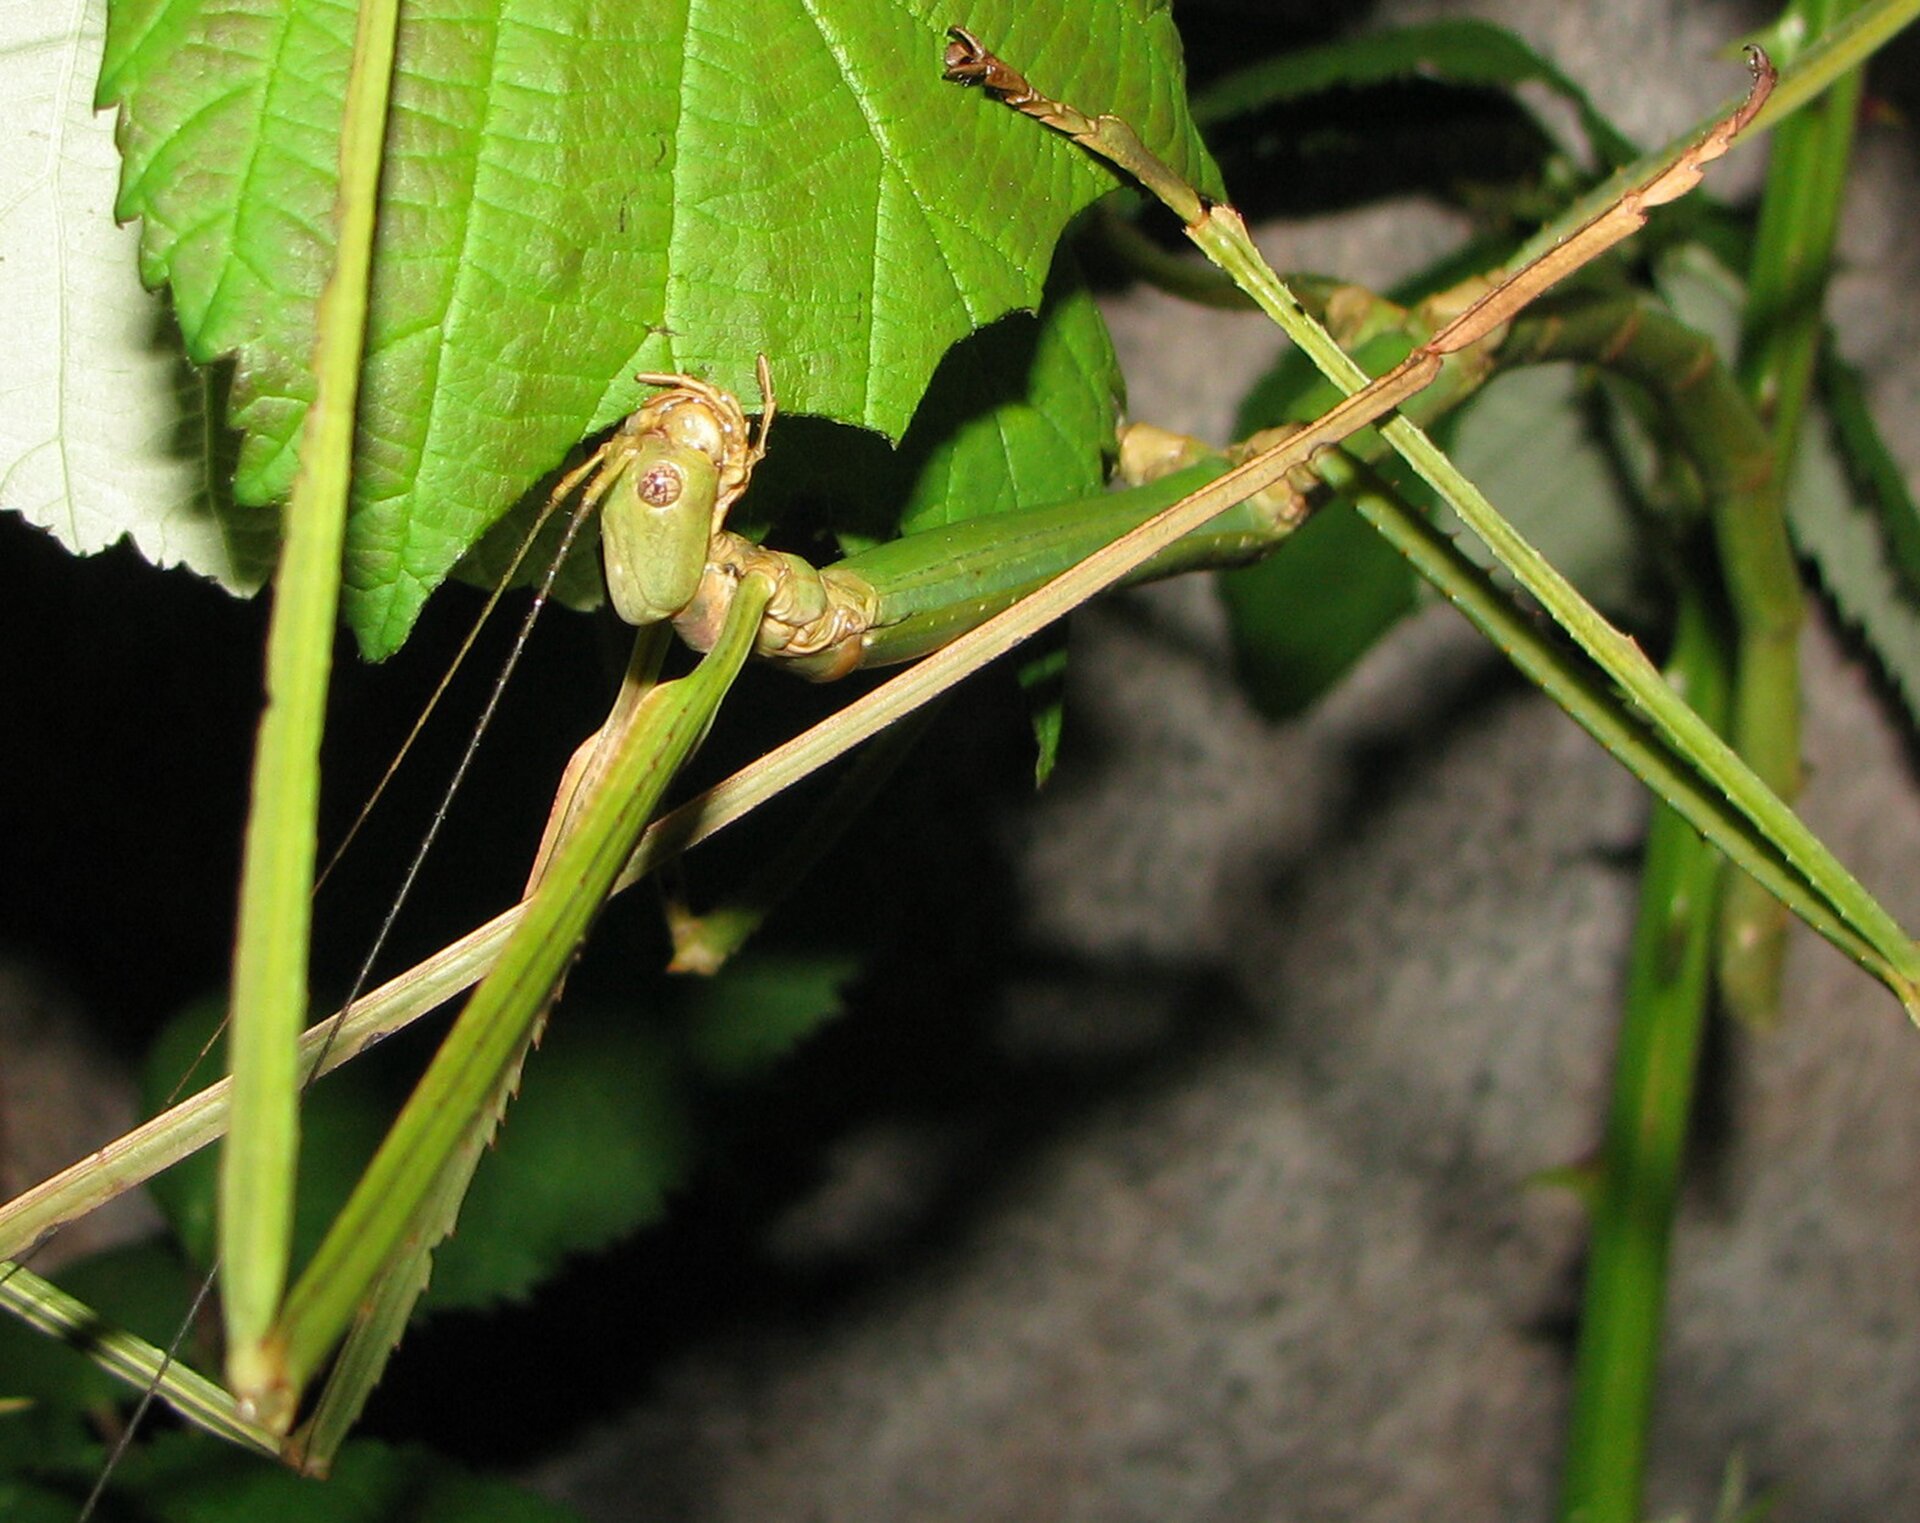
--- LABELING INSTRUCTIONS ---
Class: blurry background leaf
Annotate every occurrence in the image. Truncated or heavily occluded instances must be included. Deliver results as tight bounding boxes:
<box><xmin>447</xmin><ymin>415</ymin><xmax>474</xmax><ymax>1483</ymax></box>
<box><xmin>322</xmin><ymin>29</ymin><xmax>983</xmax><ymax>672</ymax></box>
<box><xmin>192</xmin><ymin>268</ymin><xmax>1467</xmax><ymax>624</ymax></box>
<box><xmin>1191</xmin><ymin>17</ymin><xmax>1640</xmax><ymax>170</ymax></box>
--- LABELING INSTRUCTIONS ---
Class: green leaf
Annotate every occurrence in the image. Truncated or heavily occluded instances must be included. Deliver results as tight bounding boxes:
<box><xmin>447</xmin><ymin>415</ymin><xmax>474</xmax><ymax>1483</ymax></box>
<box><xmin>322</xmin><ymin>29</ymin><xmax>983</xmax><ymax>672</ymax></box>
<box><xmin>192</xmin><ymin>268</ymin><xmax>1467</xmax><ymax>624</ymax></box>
<box><xmin>892</xmin><ymin>253</ymin><xmax>1121</xmax><ymax>537</ymax></box>
<box><xmin>1219</xmin><ymin>501</ymin><xmax>1417</xmax><ymax>718</ymax></box>
<box><xmin>1438</xmin><ymin>363</ymin><xmax>1643</xmax><ymax>614</ymax></box>
<box><xmin>1221</xmin><ymin>327</ymin><xmax>1422</xmax><ymax>715</ymax></box>
<box><xmin>0</xmin><ymin>1479</ymin><xmax>76</xmax><ymax>1523</ymax></box>
<box><xmin>1821</xmin><ymin>348</ymin><xmax>1920</xmax><ymax>602</ymax></box>
<box><xmin>419</xmin><ymin>1012</ymin><xmax>690</xmax><ymax>1312</ymax></box>
<box><xmin>671</xmin><ymin>247</ymin><xmax>1121</xmax><ymax>562</ymax></box>
<box><xmin>425</xmin><ymin>951</ymin><xmax>852</xmax><ymax>1307</ymax></box>
<box><xmin>680</xmin><ymin>952</ymin><xmax>856</xmax><ymax>1082</ymax></box>
<box><xmin>1019</xmin><ymin>635</ymin><xmax>1069</xmax><ymax>786</ymax></box>
<box><xmin>0</xmin><ymin>0</ymin><xmax>267</xmax><ymax>587</ymax></box>
<box><xmin>811</xmin><ymin>252</ymin><xmax>1113</xmax><ymax>781</ymax></box>
<box><xmin>142</xmin><ymin>1002</ymin><xmax>391</xmax><ymax>1278</ymax></box>
<box><xmin>136</xmin><ymin>997</ymin><xmax>674</xmax><ymax>1320</ymax></box>
<box><xmin>97</xmin><ymin>0</ymin><xmax>1212</xmax><ymax>655</ymax></box>
<box><xmin>132</xmin><ymin>952</ymin><xmax>849</xmax><ymax>1323</ymax></box>
<box><xmin>1190</xmin><ymin>17</ymin><xmax>1640</xmax><ymax>169</ymax></box>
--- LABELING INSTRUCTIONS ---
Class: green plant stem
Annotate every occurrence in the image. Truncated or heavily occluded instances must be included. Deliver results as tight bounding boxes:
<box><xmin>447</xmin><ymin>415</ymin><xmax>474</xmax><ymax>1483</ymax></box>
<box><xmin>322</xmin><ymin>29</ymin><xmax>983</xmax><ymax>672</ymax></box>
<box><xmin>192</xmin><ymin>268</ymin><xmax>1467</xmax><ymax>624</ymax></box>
<box><xmin>1711</xmin><ymin>0</ymin><xmax>1864</xmax><ymax>1022</ymax></box>
<box><xmin>1507</xmin><ymin>285</ymin><xmax>1805</xmax><ymax>1024</ymax></box>
<box><xmin>1557</xmin><ymin>590</ymin><xmax>1730</xmax><ymax>1523</ymax></box>
<box><xmin>220</xmin><ymin>0</ymin><xmax>399</xmax><ymax>1423</ymax></box>
<box><xmin>1745</xmin><ymin>0</ymin><xmax>1865</xmax><ymax>436</ymax></box>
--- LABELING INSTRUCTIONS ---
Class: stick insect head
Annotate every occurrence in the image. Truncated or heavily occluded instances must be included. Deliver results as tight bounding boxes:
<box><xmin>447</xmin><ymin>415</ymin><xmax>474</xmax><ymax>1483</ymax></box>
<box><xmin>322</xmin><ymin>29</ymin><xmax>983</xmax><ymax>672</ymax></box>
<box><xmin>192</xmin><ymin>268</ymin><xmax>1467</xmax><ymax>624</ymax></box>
<box><xmin>597</xmin><ymin>364</ymin><xmax>777</xmax><ymax>627</ymax></box>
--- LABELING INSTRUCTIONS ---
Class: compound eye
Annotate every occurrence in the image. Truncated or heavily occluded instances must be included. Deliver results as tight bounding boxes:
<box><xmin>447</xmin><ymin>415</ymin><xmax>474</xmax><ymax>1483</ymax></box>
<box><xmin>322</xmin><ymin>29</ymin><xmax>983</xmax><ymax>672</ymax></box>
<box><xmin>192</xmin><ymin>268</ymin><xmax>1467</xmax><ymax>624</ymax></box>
<box><xmin>638</xmin><ymin>460</ymin><xmax>685</xmax><ymax>507</ymax></box>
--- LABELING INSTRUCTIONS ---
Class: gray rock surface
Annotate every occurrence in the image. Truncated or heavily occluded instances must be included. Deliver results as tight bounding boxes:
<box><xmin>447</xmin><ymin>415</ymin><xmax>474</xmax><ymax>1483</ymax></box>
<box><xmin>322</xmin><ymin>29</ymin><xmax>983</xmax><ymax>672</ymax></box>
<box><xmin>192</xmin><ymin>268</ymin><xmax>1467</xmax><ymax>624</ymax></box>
<box><xmin>0</xmin><ymin>962</ymin><xmax>160</xmax><ymax>1270</ymax></box>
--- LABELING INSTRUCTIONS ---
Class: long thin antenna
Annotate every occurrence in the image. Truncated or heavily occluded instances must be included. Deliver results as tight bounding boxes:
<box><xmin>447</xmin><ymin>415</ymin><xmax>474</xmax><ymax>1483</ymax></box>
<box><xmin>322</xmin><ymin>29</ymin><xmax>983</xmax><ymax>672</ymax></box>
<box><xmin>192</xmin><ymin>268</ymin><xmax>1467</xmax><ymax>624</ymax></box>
<box><xmin>306</xmin><ymin>486</ymin><xmax>603</xmax><ymax>1085</ymax></box>
<box><xmin>316</xmin><ymin>459</ymin><xmax>598</xmax><ymax>890</ymax></box>
<box><xmin>77</xmin><ymin>451</ymin><xmax>608</xmax><ymax>1521</ymax></box>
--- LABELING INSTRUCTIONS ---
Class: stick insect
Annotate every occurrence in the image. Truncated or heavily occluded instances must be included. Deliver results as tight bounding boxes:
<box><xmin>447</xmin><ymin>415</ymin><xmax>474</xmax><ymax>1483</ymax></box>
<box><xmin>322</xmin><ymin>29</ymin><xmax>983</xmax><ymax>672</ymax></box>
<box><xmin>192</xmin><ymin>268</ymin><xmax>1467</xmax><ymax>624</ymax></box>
<box><xmin>4</xmin><ymin>13</ymin><xmax>1918</xmax><ymax>1515</ymax></box>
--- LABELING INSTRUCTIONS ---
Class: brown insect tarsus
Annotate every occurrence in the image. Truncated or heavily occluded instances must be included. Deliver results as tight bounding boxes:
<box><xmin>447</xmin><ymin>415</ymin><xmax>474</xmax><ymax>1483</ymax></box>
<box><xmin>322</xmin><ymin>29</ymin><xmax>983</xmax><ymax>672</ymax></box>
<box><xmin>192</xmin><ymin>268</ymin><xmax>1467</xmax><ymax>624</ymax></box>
<box><xmin>942</xmin><ymin>26</ymin><xmax>1033</xmax><ymax>104</ymax></box>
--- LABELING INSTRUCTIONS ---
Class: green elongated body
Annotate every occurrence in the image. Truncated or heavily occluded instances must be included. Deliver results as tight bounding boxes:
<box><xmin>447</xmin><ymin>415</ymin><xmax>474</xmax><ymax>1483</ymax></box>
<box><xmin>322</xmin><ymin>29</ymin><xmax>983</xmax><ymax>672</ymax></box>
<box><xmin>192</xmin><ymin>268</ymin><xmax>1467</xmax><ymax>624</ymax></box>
<box><xmin>667</xmin><ymin>316</ymin><xmax>1488</xmax><ymax>682</ymax></box>
<box><xmin>681</xmin><ymin>461</ymin><xmax>1310</xmax><ymax>680</ymax></box>
<box><xmin>834</xmin><ymin>463</ymin><xmax>1291</xmax><ymax>669</ymax></box>
<box><xmin>601</xmin><ymin>429</ymin><xmax>723</xmax><ymax>625</ymax></box>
